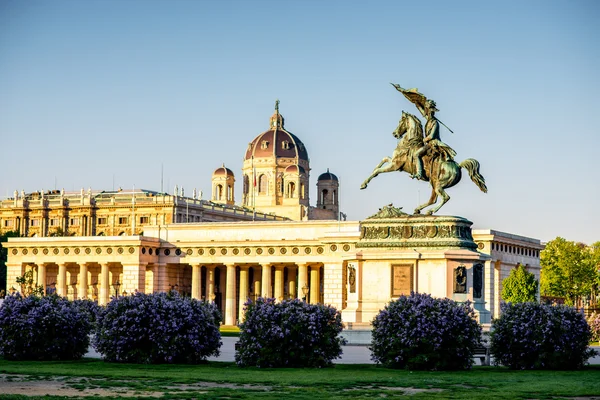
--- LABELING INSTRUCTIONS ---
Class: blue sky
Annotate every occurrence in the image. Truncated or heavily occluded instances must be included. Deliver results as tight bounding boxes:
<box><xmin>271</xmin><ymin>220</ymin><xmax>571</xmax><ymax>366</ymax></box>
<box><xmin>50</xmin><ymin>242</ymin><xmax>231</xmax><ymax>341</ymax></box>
<box><xmin>1</xmin><ymin>0</ymin><xmax>598</xmax><ymax>244</ymax></box>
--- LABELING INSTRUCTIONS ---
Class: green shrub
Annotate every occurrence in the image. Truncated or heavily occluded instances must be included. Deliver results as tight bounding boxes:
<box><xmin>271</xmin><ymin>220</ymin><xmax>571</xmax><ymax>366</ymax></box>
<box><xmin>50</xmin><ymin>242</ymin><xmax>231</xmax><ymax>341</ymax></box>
<box><xmin>370</xmin><ymin>292</ymin><xmax>482</xmax><ymax>370</ymax></box>
<box><xmin>501</xmin><ymin>264</ymin><xmax>538</xmax><ymax>303</ymax></box>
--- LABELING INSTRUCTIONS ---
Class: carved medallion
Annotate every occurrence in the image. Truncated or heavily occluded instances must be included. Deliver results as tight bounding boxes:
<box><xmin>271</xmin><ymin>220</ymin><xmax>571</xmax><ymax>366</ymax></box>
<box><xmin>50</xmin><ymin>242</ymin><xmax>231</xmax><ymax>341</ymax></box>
<box><xmin>426</xmin><ymin>225</ymin><xmax>438</xmax><ymax>238</ymax></box>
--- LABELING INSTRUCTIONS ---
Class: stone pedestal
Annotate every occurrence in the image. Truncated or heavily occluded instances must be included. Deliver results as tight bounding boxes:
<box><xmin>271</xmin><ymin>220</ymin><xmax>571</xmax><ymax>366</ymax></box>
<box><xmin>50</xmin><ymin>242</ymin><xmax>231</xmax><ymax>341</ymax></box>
<box><xmin>343</xmin><ymin>213</ymin><xmax>490</xmax><ymax>324</ymax></box>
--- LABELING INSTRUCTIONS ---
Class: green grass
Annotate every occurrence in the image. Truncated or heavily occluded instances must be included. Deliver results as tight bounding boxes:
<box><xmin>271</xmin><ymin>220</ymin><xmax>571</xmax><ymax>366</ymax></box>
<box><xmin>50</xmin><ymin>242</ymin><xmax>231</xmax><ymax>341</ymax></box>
<box><xmin>0</xmin><ymin>359</ymin><xmax>599</xmax><ymax>399</ymax></box>
<box><xmin>220</xmin><ymin>326</ymin><xmax>240</xmax><ymax>337</ymax></box>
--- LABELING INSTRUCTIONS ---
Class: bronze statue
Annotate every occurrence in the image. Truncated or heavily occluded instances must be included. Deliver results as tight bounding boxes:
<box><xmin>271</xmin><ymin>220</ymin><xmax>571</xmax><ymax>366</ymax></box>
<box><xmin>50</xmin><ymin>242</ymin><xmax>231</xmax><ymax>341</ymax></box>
<box><xmin>360</xmin><ymin>84</ymin><xmax>487</xmax><ymax>215</ymax></box>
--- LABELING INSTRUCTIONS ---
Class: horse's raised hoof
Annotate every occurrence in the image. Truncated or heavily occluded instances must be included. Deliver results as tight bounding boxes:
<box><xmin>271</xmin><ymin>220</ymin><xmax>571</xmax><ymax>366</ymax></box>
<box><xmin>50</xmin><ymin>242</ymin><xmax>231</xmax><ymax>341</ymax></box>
<box><xmin>425</xmin><ymin>210</ymin><xmax>434</xmax><ymax>216</ymax></box>
<box><xmin>413</xmin><ymin>209</ymin><xmax>421</xmax><ymax>215</ymax></box>
<box><xmin>360</xmin><ymin>183</ymin><xmax>367</xmax><ymax>190</ymax></box>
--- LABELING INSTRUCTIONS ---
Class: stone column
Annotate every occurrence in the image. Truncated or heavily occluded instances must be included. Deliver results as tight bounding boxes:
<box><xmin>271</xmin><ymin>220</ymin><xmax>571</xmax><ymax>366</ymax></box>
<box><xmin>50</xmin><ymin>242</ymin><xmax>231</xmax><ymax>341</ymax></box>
<box><xmin>252</xmin><ymin>265</ymin><xmax>262</xmax><ymax>300</ymax></box>
<box><xmin>57</xmin><ymin>263</ymin><xmax>67</xmax><ymax>296</ymax></box>
<box><xmin>38</xmin><ymin>263</ymin><xmax>47</xmax><ymax>295</ymax></box>
<box><xmin>287</xmin><ymin>265</ymin><xmax>297</xmax><ymax>299</ymax></box>
<box><xmin>100</xmin><ymin>263</ymin><xmax>110</xmax><ymax>305</ymax></box>
<box><xmin>191</xmin><ymin>264</ymin><xmax>202</xmax><ymax>300</ymax></box>
<box><xmin>493</xmin><ymin>260</ymin><xmax>502</xmax><ymax>319</ymax></box>
<box><xmin>78</xmin><ymin>263</ymin><xmax>88</xmax><ymax>300</ymax></box>
<box><xmin>238</xmin><ymin>266</ymin><xmax>249</xmax><ymax>321</ymax></box>
<box><xmin>261</xmin><ymin>263</ymin><xmax>272</xmax><ymax>298</ymax></box>
<box><xmin>224</xmin><ymin>264</ymin><xmax>237</xmax><ymax>326</ymax></box>
<box><xmin>156</xmin><ymin>263</ymin><xmax>167</xmax><ymax>293</ymax></box>
<box><xmin>274</xmin><ymin>265</ymin><xmax>284</xmax><ymax>301</ymax></box>
<box><xmin>310</xmin><ymin>265</ymin><xmax>320</xmax><ymax>304</ymax></box>
<box><xmin>205</xmin><ymin>265</ymin><xmax>216</xmax><ymax>302</ymax></box>
<box><xmin>298</xmin><ymin>263</ymin><xmax>309</xmax><ymax>301</ymax></box>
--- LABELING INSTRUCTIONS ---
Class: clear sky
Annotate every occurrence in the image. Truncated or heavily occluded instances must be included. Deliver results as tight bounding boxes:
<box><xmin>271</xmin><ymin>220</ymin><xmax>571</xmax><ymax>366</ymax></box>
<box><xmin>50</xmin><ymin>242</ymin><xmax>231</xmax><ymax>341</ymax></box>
<box><xmin>1</xmin><ymin>0</ymin><xmax>598</xmax><ymax>245</ymax></box>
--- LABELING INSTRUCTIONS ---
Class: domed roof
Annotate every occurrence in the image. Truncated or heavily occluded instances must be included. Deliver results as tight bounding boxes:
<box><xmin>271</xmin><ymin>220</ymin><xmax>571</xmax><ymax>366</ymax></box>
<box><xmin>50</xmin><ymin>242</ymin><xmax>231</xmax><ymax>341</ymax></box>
<box><xmin>285</xmin><ymin>164</ymin><xmax>306</xmax><ymax>174</ymax></box>
<box><xmin>244</xmin><ymin>101</ymin><xmax>309</xmax><ymax>162</ymax></box>
<box><xmin>213</xmin><ymin>164</ymin><xmax>234</xmax><ymax>177</ymax></box>
<box><xmin>318</xmin><ymin>168</ymin><xmax>338</xmax><ymax>181</ymax></box>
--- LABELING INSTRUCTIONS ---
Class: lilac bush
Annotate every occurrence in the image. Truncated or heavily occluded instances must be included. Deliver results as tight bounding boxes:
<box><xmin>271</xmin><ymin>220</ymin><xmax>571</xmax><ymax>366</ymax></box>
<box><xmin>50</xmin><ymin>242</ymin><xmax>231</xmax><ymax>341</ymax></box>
<box><xmin>0</xmin><ymin>294</ymin><xmax>92</xmax><ymax>361</ymax></box>
<box><xmin>235</xmin><ymin>297</ymin><xmax>346</xmax><ymax>367</ymax></box>
<box><xmin>588</xmin><ymin>312</ymin><xmax>600</xmax><ymax>342</ymax></box>
<box><xmin>73</xmin><ymin>298</ymin><xmax>101</xmax><ymax>327</ymax></box>
<box><xmin>370</xmin><ymin>292</ymin><xmax>482</xmax><ymax>370</ymax></box>
<box><xmin>93</xmin><ymin>292</ymin><xmax>222</xmax><ymax>363</ymax></box>
<box><xmin>490</xmin><ymin>302</ymin><xmax>597</xmax><ymax>369</ymax></box>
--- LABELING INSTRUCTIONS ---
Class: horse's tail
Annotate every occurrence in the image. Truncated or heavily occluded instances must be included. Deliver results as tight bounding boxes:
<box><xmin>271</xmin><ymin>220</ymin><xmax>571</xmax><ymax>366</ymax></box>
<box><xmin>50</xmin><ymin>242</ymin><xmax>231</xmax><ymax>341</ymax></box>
<box><xmin>459</xmin><ymin>159</ymin><xmax>488</xmax><ymax>193</ymax></box>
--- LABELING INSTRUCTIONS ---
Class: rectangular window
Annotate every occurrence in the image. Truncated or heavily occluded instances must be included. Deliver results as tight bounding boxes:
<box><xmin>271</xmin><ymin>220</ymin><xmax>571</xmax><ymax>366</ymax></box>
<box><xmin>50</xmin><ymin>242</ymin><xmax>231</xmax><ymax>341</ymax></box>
<box><xmin>4</xmin><ymin>220</ymin><xmax>14</xmax><ymax>227</ymax></box>
<box><xmin>97</xmin><ymin>217</ymin><xmax>108</xmax><ymax>225</ymax></box>
<box><xmin>139</xmin><ymin>216</ymin><xmax>149</xmax><ymax>224</ymax></box>
<box><xmin>118</xmin><ymin>217</ymin><xmax>128</xmax><ymax>225</ymax></box>
<box><xmin>30</xmin><ymin>219</ymin><xmax>40</xmax><ymax>226</ymax></box>
<box><xmin>70</xmin><ymin>218</ymin><xmax>79</xmax><ymax>226</ymax></box>
<box><xmin>49</xmin><ymin>218</ymin><xmax>59</xmax><ymax>227</ymax></box>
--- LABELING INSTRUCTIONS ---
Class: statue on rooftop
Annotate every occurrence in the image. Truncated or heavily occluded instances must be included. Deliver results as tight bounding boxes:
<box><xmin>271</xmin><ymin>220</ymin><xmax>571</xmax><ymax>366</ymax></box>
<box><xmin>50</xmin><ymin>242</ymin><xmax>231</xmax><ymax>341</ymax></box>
<box><xmin>360</xmin><ymin>84</ymin><xmax>487</xmax><ymax>215</ymax></box>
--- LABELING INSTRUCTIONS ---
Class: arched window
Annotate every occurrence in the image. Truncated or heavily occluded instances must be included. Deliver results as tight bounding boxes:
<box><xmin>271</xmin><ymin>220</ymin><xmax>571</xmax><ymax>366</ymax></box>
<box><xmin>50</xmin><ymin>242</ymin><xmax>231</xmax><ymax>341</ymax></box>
<box><xmin>300</xmin><ymin>183</ymin><xmax>305</xmax><ymax>199</ymax></box>
<box><xmin>227</xmin><ymin>185</ymin><xmax>233</xmax><ymax>201</ymax></box>
<box><xmin>321</xmin><ymin>189</ymin><xmax>328</xmax><ymax>205</ymax></box>
<box><xmin>287</xmin><ymin>182</ymin><xmax>296</xmax><ymax>198</ymax></box>
<box><xmin>215</xmin><ymin>184</ymin><xmax>223</xmax><ymax>200</ymax></box>
<box><xmin>258</xmin><ymin>174</ymin><xmax>268</xmax><ymax>194</ymax></box>
<box><xmin>243</xmin><ymin>175</ymin><xmax>249</xmax><ymax>195</ymax></box>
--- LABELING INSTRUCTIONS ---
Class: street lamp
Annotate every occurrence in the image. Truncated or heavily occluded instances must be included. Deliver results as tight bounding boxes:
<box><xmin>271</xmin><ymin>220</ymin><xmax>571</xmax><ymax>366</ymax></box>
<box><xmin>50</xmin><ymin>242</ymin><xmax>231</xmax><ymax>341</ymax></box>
<box><xmin>112</xmin><ymin>281</ymin><xmax>121</xmax><ymax>298</ymax></box>
<box><xmin>302</xmin><ymin>284</ymin><xmax>309</xmax><ymax>302</ymax></box>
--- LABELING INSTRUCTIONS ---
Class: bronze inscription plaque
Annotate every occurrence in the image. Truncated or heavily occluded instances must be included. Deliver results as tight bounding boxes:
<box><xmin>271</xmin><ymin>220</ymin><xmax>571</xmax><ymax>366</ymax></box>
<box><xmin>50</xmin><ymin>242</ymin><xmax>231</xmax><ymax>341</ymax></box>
<box><xmin>391</xmin><ymin>264</ymin><xmax>413</xmax><ymax>297</ymax></box>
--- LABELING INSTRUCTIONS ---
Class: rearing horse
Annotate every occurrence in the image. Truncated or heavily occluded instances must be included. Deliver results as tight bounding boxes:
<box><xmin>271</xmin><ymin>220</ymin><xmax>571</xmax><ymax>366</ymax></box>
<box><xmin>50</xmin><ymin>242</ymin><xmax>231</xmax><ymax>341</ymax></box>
<box><xmin>360</xmin><ymin>112</ymin><xmax>487</xmax><ymax>215</ymax></box>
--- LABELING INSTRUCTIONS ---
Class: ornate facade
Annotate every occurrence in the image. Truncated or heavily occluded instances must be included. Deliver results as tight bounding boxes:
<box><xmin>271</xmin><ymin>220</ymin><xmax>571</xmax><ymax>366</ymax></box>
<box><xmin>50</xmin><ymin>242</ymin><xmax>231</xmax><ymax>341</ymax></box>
<box><xmin>3</xmin><ymin>220</ymin><xmax>543</xmax><ymax>327</ymax></box>
<box><xmin>1</xmin><ymin>101</ymin><xmax>543</xmax><ymax>328</ymax></box>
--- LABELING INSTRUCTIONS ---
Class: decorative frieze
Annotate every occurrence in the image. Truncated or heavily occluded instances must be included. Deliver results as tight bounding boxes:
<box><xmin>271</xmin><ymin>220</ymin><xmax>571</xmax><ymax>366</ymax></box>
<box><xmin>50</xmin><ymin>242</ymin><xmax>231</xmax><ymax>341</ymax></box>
<box><xmin>357</xmin><ymin>215</ymin><xmax>477</xmax><ymax>250</ymax></box>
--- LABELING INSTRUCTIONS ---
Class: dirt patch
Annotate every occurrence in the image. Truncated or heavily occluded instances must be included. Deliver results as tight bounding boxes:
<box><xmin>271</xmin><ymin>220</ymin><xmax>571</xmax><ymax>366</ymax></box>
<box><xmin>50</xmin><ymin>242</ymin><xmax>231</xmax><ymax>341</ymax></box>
<box><xmin>0</xmin><ymin>374</ymin><xmax>164</xmax><ymax>397</ymax></box>
<box><xmin>0</xmin><ymin>374</ymin><xmax>271</xmax><ymax>397</ymax></box>
<box><xmin>165</xmin><ymin>382</ymin><xmax>272</xmax><ymax>391</ymax></box>
<box><xmin>344</xmin><ymin>385</ymin><xmax>444</xmax><ymax>395</ymax></box>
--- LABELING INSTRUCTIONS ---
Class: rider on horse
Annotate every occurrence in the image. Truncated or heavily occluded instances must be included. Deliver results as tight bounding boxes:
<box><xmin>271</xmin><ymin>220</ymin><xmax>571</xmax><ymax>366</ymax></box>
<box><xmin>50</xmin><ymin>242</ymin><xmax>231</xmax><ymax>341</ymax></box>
<box><xmin>392</xmin><ymin>85</ymin><xmax>456</xmax><ymax>180</ymax></box>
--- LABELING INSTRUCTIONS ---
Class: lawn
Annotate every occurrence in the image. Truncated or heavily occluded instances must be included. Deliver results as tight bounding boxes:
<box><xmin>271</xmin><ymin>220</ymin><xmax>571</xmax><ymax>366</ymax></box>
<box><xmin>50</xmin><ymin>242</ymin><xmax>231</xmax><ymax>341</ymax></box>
<box><xmin>0</xmin><ymin>359</ymin><xmax>599</xmax><ymax>399</ymax></box>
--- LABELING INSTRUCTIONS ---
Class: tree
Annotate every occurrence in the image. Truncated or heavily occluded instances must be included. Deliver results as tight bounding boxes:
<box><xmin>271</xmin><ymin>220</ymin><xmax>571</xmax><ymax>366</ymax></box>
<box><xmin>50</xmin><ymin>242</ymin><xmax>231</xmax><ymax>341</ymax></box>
<box><xmin>540</xmin><ymin>237</ymin><xmax>598</xmax><ymax>306</ymax></box>
<box><xmin>501</xmin><ymin>264</ymin><xmax>538</xmax><ymax>303</ymax></box>
<box><xmin>0</xmin><ymin>230</ymin><xmax>20</xmax><ymax>295</ymax></box>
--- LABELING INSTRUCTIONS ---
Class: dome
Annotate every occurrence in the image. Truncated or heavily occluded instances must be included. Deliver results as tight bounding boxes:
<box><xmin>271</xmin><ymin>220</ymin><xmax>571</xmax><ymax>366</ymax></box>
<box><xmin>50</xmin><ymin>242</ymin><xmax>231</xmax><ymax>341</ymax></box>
<box><xmin>244</xmin><ymin>101</ymin><xmax>309</xmax><ymax>162</ymax></box>
<box><xmin>213</xmin><ymin>164</ymin><xmax>234</xmax><ymax>177</ymax></box>
<box><xmin>318</xmin><ymin>168</ymin><xmax>338</xmax><ymax>182</ymax></box>
<box><xmin>285</xmin><ymin>164</ymin><xmax>306</xmax><ymax>174</ymax></box>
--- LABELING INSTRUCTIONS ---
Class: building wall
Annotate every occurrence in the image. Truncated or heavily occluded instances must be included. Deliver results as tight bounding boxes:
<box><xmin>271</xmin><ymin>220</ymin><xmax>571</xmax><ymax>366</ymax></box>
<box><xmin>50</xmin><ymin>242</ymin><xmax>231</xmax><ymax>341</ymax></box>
<box><xmin>3</xmin><ymin>222</ymin><xmax>542</xmax><ymax>327</ymax></box>
<box><xmin>0</xmin><ymin>190</ymin><xmax>287</xmax><ymax>238</ymax></box>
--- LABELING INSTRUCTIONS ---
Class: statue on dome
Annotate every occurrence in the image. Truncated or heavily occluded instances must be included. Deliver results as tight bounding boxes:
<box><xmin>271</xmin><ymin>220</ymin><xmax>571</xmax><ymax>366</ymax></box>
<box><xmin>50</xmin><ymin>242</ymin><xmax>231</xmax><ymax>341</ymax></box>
<box><xmin>360</xmin><ymin>84</ymin><xmax>487</xmax><ymax>215</ymax></box>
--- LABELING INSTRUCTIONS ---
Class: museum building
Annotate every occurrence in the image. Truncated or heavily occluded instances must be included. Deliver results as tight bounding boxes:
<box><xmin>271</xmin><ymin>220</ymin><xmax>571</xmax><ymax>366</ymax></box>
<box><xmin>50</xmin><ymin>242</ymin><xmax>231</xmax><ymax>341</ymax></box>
<box><xmin>1</xmin><ymin>103</ymin><xmax>543</xmax><ymax>328</ymax></box>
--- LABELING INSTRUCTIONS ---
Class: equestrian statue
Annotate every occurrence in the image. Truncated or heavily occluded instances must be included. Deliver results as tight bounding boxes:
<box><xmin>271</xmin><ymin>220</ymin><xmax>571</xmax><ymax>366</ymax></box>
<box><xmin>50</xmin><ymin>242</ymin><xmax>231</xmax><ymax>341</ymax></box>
<box><xmin>360</xmin><ymin>84</ymin><xmax>487</xmax><ymax>215</ymax></box>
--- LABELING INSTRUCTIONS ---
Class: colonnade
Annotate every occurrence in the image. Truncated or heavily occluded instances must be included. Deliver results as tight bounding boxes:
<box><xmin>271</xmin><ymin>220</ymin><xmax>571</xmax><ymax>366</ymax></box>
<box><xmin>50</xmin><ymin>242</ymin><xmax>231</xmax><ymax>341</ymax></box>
<box><xmin>193</xmin><ymin>263</ymin><xmax>323</xmax><ymax>326</ymax></box>
<box><xmin>11</xmin><ymin>261</ymin><xmax>325</xmax><ymax>326</ymax></box>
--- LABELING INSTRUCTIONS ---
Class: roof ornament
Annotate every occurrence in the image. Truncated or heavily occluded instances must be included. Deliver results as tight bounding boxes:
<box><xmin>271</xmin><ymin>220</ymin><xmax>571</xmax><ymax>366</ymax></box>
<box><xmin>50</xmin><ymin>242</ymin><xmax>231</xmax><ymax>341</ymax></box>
<box><xmin>270</xmin><ymin>99</ymin><xmax>284</xmax><ymax>129</ymax></box>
